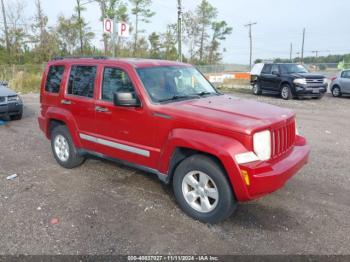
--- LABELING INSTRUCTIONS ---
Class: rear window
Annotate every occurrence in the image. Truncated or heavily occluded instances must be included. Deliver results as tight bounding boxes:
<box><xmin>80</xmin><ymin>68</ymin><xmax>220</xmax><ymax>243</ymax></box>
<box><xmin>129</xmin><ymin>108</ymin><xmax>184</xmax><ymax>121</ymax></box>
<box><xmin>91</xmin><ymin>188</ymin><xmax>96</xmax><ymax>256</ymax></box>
<box><xmin>67</xmin><ymin>65</ymin><xmax>97</xmax><ymax>98</ymax></box>
<box><xmin>45</xmin><ymin>65</ymin><xmax>65</xmax><ymax>93</ymax></box>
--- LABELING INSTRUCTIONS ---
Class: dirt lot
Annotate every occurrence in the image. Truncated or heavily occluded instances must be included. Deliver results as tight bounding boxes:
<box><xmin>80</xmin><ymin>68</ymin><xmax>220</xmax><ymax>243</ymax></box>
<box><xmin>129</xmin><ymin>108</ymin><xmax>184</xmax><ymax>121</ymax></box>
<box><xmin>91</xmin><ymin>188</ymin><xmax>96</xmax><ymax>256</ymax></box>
<box><xmin>0</xmin><ymin>92</ymin><xmax>349</xmax><ymax>255</ymax></box>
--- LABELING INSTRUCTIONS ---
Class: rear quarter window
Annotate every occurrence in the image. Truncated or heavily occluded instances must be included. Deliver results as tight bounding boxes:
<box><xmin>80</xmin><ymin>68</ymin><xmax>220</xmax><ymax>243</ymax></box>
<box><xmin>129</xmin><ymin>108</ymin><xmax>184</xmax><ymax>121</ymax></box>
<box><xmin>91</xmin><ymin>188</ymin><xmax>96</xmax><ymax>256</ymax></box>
<box><xmin>45</xmin><ymin>65</ymin><xmax>65</xmax><ymax>93</ymax></box>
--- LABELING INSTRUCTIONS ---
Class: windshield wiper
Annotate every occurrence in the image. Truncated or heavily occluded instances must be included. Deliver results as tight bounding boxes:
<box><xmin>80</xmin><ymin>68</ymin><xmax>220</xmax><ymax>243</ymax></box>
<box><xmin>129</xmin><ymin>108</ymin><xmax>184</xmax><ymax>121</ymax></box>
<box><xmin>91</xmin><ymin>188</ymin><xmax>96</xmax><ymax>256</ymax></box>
<box><xmin>196</xmin><ymin>91</ymin><xmax>218</xmax><ymax>96</ymax></box>
<box><xmin>158</xmin><ymin>95</ymin><xmax>199</xmax><ymax>103</ymax></box>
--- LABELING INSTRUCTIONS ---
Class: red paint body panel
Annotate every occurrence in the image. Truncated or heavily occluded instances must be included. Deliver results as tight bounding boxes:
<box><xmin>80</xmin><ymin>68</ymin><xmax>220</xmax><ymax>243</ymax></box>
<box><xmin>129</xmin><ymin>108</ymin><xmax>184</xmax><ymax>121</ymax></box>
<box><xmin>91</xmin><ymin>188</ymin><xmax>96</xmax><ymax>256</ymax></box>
<box><xmin>38</xmin><ymin>58</ymin><xmax>311</xmax><ymax>202</ymax></box>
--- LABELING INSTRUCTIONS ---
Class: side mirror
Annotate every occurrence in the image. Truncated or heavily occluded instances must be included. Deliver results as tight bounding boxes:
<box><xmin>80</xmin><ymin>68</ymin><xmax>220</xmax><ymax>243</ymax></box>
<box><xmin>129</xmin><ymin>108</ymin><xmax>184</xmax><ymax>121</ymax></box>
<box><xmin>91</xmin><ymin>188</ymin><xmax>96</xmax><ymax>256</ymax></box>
<box><xmin>113</xmin><ymin>92</ymin><xmax>141</xmax><ymax>107</ymax></box>
<box><xmin>272</xmin><ymin>71</ymin><xmax>280</xmax><ymax>76</ymax></box>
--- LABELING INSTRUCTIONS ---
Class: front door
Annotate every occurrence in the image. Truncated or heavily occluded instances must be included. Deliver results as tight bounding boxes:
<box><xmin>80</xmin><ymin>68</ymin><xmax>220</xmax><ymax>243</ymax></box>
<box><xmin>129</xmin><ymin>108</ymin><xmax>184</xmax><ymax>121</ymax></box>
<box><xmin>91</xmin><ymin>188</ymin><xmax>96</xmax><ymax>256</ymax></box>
<box><xmin>340</xmin><ymin>70</ymin><xmax>350</xmax><ymax>93</ymax></box>
<box><xmin>91</xmin><ymin>65</ymin><xmax>158</xmax><ymax>168</ymax></box>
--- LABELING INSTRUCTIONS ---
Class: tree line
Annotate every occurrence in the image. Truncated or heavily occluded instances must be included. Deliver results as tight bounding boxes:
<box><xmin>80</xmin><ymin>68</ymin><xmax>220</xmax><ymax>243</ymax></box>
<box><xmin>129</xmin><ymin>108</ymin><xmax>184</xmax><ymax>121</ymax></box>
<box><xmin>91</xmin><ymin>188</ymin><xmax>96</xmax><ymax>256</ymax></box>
<box><xmin>255</xmin><ymin>53</ymin><xmax>350</xmax><ymax>65</ymax></box>
<box><xmin>0</xmin><ymin>0</ymin><xmax>232</xmax><ymax>65</ymax></box>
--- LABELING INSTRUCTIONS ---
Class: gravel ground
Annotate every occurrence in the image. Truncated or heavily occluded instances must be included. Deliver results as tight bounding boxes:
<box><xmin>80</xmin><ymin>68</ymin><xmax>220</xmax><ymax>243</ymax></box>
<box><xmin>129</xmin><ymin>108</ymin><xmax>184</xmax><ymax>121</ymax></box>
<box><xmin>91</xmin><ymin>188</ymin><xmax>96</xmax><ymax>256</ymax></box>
<box><xmin>0</xmin><ymin>92</ymin><xmax>349</xmax><ymax>255</ymax></box>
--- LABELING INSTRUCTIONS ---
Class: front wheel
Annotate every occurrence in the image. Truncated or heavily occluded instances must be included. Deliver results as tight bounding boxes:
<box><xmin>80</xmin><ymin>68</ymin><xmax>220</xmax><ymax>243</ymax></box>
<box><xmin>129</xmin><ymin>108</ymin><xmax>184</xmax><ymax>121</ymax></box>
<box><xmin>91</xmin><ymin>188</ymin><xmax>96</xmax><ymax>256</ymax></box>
<box><xmin>51</xmin><ymin>125</ymin><xmax>85</xmax><ymax>169</ymax></box>
<box><xmin>281</xmin><ymin>85</ymin><xmax>293</xmax><ymax>100</ymax></box>
<box><xmin>173</xmin><ymin>155</ymin><xmax>237</xmax><ymax>224</ymax></box>
<box><xmin>332</xmin><ymin>86</ymin><xmax>341</xmax><ymax>97</ymax></box>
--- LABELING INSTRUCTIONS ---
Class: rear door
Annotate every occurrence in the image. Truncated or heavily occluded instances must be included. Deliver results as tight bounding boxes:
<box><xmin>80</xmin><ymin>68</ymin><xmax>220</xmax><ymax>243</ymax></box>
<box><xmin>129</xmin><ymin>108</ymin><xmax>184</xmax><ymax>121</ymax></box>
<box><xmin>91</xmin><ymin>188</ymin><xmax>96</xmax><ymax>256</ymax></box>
<box><xmin>270</xmin><ymin>64</ymin><xmax>282</xmax><ymax>92</ymax></box>
<box><xmin>340</xmin><ymin>70</ymin><xmax>350</xmax><ymax>93</ymax></box>
<box><xmin>62</xmin><ymin>64</ymin><xmax>98</xmax><ymax>149</ymax></box>
<box><xmin>259</xmin><ymin>64</ymin><xmax>274</xmax><ymax>90</ymax></box>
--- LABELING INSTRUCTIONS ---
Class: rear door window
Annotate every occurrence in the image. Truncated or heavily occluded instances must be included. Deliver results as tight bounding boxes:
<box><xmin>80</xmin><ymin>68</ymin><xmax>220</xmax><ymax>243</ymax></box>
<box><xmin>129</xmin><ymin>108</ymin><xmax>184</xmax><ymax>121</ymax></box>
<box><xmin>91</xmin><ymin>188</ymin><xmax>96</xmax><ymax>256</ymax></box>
<box><xmin>45</xmin><ymin>65</ymin><xmax>65</xmax><ymax>93</ymax></box>
<box><xmin>261</xmin><ymin>64</ymin><xmax>272</xmax><ymax>74</ymax></box>
<box><xmin>102</xmin><ymin>67</ymin><xmax>135</xmax><ymax>101</ymax></box>
<box><xmin>67</xmin><ymin>65</ymin><xmax>97</xmax><ymax>98</ymax></box>
<box><xmin>271</xmin><ymin>64</ymin><xmax>279</xmax><ymax>74</ymax></box>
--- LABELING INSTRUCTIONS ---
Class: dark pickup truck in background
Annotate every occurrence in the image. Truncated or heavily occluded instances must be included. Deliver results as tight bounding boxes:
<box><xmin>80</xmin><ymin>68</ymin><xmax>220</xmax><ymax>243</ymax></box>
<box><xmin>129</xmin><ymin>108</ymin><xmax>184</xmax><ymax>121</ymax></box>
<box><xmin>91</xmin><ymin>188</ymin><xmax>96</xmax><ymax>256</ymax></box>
<box><xmin>0</xmin><ymin>81</ymin><xmax>23</xmax><ymax>120</ymax></box>
<box><xmin>250</xmin><ymin>63</ymin><xmax>328</xmax><ymax>100</ymax></box>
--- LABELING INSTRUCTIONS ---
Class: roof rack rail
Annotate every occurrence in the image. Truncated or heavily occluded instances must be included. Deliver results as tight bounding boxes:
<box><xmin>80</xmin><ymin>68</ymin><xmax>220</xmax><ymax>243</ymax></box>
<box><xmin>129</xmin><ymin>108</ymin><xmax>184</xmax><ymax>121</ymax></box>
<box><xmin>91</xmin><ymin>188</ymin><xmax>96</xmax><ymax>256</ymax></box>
<box><xmin>52</xmin><ymin>56</ymin><xmax>110</xmax><ymax>61</ymax></box>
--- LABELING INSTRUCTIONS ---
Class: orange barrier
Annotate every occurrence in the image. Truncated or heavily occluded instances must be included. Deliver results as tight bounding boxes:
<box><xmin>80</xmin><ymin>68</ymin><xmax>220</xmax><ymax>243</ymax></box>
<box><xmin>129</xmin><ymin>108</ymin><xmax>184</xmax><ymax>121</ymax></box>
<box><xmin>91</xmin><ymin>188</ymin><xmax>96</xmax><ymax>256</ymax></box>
<box><xmin>205</xmin><ymin>72</ymin><xmax>251</xmax><ymax>83</ymax></box>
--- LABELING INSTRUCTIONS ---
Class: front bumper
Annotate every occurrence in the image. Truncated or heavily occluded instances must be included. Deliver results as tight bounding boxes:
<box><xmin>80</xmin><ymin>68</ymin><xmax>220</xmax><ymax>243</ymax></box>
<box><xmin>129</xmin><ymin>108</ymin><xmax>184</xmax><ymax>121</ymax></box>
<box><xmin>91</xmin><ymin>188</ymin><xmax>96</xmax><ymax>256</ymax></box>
<box><xmin>0</xmin><ymin>102</ymin><xmax>23</xmax><ymax>117</ymax></box>
<box><xmin>237</xmin><ymin>136</ymin><xmax>310</xmax><ymax>201</ymax></box>
<box><xmin>294</xmin><ymin>84</ymin><xmax>327</xmax><ymax>97</ymax></box>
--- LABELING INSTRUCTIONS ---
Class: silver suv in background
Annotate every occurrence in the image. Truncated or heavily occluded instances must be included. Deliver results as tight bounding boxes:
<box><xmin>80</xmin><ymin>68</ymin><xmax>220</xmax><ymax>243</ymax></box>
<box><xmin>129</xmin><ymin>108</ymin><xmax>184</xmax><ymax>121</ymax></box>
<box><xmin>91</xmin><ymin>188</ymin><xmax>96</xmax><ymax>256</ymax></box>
<box><xmin>330</xmin><ymin>69</ymin><xmax>350</xmax><ymax>97</ymax></box>
<box><xmin>0</xmin><ymin>81</ymin><xmax>23</xmax><ymax>120</ymax></box>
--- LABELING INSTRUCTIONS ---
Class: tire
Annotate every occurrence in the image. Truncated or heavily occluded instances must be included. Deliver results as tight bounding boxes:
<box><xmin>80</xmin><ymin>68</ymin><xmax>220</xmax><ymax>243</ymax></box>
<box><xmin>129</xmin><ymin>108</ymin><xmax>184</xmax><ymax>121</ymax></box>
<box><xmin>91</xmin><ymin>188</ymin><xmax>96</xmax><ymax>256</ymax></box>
<box><xmin>51</xmin><ymin>125</ymin><xmax>85</xmax><ymax>169</ymax></box>
<box><xmin>10</xmin><ymin>113</ymin><xmax>22</xmax><ymax>121</ymax></box>
<box><xmin>281</xmin><ymin>84</ymin><xmax>293</xmax><ymax>100</ymax></box>
<box><xmin>332</xmin><ymin>86</ymin><xmax>341</xmax><ymax>97</ymax></box>
<box><xmin>252</xmin><ymin>82</ymin><xmax>262</xmax><ymax>95</ymax></box>
<box><xmin>173</xmin><ymin>154</ymin><xmax>237</xmax><ymax>224</ymax></box>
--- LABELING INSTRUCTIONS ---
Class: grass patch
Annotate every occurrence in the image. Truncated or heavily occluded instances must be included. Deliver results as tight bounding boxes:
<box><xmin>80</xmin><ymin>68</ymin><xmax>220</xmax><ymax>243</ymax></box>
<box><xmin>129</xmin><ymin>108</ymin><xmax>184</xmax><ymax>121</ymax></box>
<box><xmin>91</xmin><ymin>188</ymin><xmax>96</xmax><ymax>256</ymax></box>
<box><xmin>9</xmin><ymin>71</ymin><xmax>41</xmax><ymax>94</ymax></box>
<box><xmin>0</xmin><ymin>64</ymin><xmax>43</xmax><ymax>94</ymax></box>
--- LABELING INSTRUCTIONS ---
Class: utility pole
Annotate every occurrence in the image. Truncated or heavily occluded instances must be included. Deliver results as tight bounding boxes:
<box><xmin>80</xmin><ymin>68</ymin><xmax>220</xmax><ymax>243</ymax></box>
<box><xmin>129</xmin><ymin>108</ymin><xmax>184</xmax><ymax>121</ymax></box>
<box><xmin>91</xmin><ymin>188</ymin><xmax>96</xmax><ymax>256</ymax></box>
<box><xmin>301</xmin><ymin>28</ymin><xmax>305</xmax><ymax>64</ymax></box>
<box><xmin>76</xmin><ymin>0</ymin><xmax>84</xmax><ymax>55</ymax></box>
<box><xmin>0</xmin><ymin>0</ymin><xmax>10</xmax><ymax>55</ymax></box>
<box><xmin>290</xmin><ymin>43</ymin><xmax>293</xmax><ymax>62</ymax></box>
<box><xmin>312</xmin><ymin>50</ymin><xmax>319</xmax><ymax>59</ymax></box>
<box><xmin>244</xmin><ymin>21</ymin><xmax>257</xmax><ymax>70</ymax></box>
<box><xmin>177</xmin><ymin>0</ymin><xmax>182</xmax><ymax>62</ymax></box>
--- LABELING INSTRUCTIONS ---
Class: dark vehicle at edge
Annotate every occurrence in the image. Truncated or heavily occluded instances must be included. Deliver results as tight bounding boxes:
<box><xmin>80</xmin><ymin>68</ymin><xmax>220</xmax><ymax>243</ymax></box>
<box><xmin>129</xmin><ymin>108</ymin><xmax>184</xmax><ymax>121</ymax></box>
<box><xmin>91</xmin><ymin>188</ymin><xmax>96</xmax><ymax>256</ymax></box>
<box><xmin>0</xmin><ymin>82</ymin><xmax>23</xmax><ymax>120</ymax></box>
<box><xmin>250</xmin><ymin>63</ymin><xmax>328</xmax><ymax>100</ymax></box>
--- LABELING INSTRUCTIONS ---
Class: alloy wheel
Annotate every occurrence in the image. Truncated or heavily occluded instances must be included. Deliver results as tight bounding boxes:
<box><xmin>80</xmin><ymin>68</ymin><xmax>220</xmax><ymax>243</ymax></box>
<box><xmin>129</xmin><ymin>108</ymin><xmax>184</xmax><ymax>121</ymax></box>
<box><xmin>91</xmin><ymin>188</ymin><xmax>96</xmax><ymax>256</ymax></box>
<box><xmin>54</xmin><ymin>135</ymin><xmax>70</xmax><ymax>162</ymax></box>
<box><xmin>182</xmin><ymin>171</ymin><xmax>219</xmax><ymax>213</ymax></box>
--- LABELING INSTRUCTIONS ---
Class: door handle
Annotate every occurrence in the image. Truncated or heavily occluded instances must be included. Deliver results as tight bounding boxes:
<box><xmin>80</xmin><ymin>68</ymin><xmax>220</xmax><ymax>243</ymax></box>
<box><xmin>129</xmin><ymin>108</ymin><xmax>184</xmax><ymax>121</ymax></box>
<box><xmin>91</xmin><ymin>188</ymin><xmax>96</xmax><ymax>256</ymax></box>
<box><xmin>95</xmin><ymin>106</ymin><xmax>109</xmax><ymax>113</ymax></box>
<box><xmin>61</xmin><ymin>99</ymin><xmax>72</xmax><ymax>105</ymax></box>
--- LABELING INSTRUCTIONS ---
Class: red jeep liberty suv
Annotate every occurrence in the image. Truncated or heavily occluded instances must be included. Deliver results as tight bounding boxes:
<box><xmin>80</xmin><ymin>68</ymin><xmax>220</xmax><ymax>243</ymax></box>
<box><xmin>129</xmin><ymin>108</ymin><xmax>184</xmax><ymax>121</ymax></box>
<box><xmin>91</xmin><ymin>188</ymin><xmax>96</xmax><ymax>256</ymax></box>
<box><xmin>38</xmin><ymin>57</ymin><xmax>310</xmax><ymax>223</ymax></box>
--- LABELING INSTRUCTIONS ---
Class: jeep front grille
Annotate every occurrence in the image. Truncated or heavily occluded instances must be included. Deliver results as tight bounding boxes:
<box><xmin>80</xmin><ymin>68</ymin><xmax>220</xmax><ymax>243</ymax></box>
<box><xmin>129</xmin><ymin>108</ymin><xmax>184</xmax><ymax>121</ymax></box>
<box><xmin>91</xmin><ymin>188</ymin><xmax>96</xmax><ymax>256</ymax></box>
<box><xmin>271</xmin><ymin>121</ymin><xmax>296</xmax><ymax>159</ymax></box>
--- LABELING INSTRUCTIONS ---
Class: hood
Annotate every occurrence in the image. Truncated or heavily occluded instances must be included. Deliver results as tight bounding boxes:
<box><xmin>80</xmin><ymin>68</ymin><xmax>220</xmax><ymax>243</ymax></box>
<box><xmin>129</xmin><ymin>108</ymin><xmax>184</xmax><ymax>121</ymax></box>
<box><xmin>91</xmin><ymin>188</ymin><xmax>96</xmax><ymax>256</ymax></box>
<box><xmin>161</xmin><ymin>95</ymin><xmax>294</xmax><ymax>135</ymax></box>
<box><xmin>290</xmin><ymin>73</ymin><xmax>325</xmax><ymax>79</ymax></box>
<box><xmin>0</xmin><ymin>86</ymin><xmax>17</xmax><ymax>96</ymax></box>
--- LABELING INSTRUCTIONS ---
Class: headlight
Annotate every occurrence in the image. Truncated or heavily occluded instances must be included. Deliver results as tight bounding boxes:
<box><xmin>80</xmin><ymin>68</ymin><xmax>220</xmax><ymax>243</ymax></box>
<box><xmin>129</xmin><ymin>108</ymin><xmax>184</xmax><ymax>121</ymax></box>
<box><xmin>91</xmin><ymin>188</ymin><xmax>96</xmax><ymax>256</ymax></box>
<box><xmin>293</xmin><ymin>78</ymin><xmax>307</xmax><ymax>85</ymax></box>
<box><xmin>253</xmin><ymin>130</ymin><xmax>271</xmax><ymax>161</ymax></box>
<box><xmin>295</xmin><ymin>119</ymin><xmax>299</xmax><ymax>135</ymax></box>
<box><xmin>7</xmin><ymin>95</ymin><xmax>20</xmax><ymax>102</ymax></box>
<box><xmin>235</xmin><ymin>130</ymin><xmax>272</xmax><ymax>164</ymax></box>
<box><xmin>323</xmin><ymin>78</ymin><xmax>328</xmax><ymax>84</ymax></box>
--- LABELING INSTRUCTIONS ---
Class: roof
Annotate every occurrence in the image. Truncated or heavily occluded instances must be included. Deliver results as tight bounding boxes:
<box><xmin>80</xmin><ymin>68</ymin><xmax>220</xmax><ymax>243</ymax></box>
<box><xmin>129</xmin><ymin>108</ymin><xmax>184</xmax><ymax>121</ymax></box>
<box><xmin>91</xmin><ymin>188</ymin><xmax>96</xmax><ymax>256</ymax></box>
<box><xmin>49</xmin><ymin>57</ymin><xmax>190</xmax><ymax>68</ymax></box>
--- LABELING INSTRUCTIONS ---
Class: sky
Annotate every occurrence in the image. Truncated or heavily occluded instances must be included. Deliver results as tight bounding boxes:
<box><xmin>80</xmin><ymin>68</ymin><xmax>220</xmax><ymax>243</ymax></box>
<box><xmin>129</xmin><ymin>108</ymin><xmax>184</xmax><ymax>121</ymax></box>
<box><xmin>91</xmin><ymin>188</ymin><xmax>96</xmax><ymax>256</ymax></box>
<box><xmin>22</xmin><ymin>0</ymin><xmax>350</xmax><ymax>64</ymax></box>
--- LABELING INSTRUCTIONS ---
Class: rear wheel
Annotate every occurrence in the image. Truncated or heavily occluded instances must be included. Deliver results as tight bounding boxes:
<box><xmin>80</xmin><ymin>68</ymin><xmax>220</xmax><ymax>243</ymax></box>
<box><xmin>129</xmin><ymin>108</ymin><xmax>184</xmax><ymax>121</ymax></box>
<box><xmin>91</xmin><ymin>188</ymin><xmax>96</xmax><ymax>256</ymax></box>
<box><xmin>51</xmin><ymin>125</ymin><xmax>85</xmax><ymax>169</ymax></box>
<box><xmin>252</xmin><ymin>82</ymin><xmax>262</xmax><ymax>95</ymax></box>
<box><xmin>173</xmin><ymin>154</ymin><xmax>237</xmax><ymax>224</ymax></box>
<box><xmin>281</xmin><ymin>84</ymin><xmax>293</xmax><ymax>100</ymax></box>
<box><xmin>332</xmin><ymin>86</ymin><xmax>341</xmax><ymax>97</ymax></box>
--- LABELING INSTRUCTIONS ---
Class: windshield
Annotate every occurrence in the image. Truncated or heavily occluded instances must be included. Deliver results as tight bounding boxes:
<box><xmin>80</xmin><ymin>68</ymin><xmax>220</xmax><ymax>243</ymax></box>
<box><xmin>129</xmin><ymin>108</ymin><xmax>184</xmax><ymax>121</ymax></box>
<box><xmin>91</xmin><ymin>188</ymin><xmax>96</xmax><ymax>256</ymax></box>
<box><xmin>280</xmin><ymin>64</ymin><xmax>308</xmax><ymax>74</ymax></box>
<box><xmin>136</xmin><ymin>66</ymin><xmax>218</xmax><ymax>103</ymax></box>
